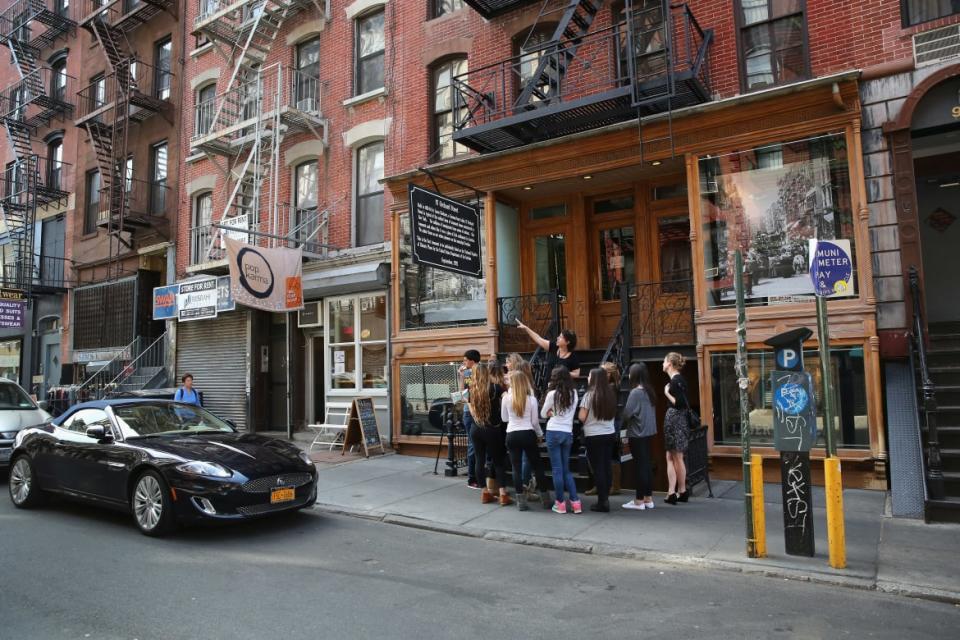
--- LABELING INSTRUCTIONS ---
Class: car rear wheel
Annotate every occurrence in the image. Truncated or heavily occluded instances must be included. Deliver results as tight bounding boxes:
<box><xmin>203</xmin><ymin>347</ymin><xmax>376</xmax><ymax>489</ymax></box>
<box><xmin>131</xmin><ymin>470</ymin><xmax>175</xmax><ymax>537</ymax></box>
<box><xmin>9</xmin><ymin>455</ymin><xmax>44</xmax><ymax>508</ymax></box>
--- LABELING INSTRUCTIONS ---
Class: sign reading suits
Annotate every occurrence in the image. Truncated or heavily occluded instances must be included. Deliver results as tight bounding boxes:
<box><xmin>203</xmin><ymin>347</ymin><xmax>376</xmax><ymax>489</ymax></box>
<box><xmin>225</xmin><ymin>237</ymin><xmax>304</xmax><ymax>312</ymax></box>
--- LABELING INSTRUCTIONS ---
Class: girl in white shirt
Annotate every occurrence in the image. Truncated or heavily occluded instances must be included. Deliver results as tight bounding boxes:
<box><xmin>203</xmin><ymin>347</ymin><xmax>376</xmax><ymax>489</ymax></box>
<box><xmin>541</xmin><ymin>366</ymin><xmax>581</xmax><ymax>514</ymax></box>
<box><xmin>578</xmin><ymin>368</ymin><xmax>618</xmax><ymax>512</ymax></box>
<box><xmin>501</xmin><ymin>370</ymin><xmax>550</xmax><ymax>511</ymax></box>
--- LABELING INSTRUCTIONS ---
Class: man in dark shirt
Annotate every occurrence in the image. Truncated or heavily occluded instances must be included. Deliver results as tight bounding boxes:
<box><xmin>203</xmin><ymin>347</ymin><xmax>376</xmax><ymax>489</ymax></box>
<box><xmin>459</xmin><ymin>349</ymin><xmax>481</xmax><ymax>489</ymax></box>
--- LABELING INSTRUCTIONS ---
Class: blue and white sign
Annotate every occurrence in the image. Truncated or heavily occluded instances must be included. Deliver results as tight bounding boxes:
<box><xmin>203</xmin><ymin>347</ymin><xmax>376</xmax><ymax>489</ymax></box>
<box><xmin>776</xmin><ymin>347</ymin><xmax>800</xmax><ymax>370</ymax></box>
<box><xmin>771</xmin><ymin>371</ymin><xmax>818</xmax><ymax>452</ymax></box>
<box><xmin>152</xmin><ymin>285</ymin><xmax>179</xmax><ymax>321</ymax></box>
<box><xmin>809</xmin><ymin>239</ymin><xmax>855</xmax><ymax>298</ymax></box>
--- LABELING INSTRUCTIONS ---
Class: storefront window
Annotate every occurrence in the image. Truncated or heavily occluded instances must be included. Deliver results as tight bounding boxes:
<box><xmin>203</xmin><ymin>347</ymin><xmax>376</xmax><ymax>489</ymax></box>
<box><xmin>658</xmin><ymin>216</ymin><xmax>692</xmax><ymax>290</ymax></box>
<box><xmin>327</xmin><ymin>295</ymin><xmax>388</xmax><ymax>392</ymax></box>
<box><xmin>534</xmin><ymin>233</ymin><xmax>566</xmax><ymax>298</ymax></box>
<box><xmin>0</xmin><ymin>340</ymin><xmax>21</xmax><ymax>382</ymax></box>
<box><xmin>398</xmin><ymin>362</ymin><xmax>459</xmax><ymax>436</ymax></box>
<box><xmin>399</xmin><ymin>213</ymin><xmax>486</xmax><ymax>330</ymax></box>
<box><xmin>699</xmin><ymin>133</ymin><xmax>855</xmax><ymax>309</ymax></box>
<box><xmin>598</xmin><ymin>226</ymin><xmax>635</xmax><ymax>300</ymax></box>
<box><xmin>710</xmin><ymin>346</ymin><xmax>869</xmax><ymax>448</ymax></box>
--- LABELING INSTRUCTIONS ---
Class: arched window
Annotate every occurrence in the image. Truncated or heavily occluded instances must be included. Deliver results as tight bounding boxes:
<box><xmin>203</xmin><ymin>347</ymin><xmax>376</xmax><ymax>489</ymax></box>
<box><xmin>432</xmin><ymin>57</ymin><xmax>468</xmax><ymax>161</ymax></box>
<box><xmin>46</xmin><ymin>134</ymin><xmax>64</xmax><ymax>191</ymax></box>
<box><xmin>195</xmin><ymin>83</ymin><xmax>216</xmax><ymax>135</ymax></box>
<box><xmin>432</xmin><ymin>0</ymin><xmax>464</xmax><ymax>19</ymax></box>
<box><xmin>50</xmin><ymin>56</ymin><xmax>68</xmax><ymax>102</ymax></box>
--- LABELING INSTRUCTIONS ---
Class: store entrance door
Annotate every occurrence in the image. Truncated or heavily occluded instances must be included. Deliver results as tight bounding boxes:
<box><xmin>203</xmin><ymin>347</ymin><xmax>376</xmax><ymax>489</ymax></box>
<box><xmin>306</xmin><ymin>332</ymin><xmax>325</xmax><ymax>425</ymax></box>
<box><xmin>588</xmin><ymin>194</ymin><xmax>637</xmax><ymax>346</ymax></box>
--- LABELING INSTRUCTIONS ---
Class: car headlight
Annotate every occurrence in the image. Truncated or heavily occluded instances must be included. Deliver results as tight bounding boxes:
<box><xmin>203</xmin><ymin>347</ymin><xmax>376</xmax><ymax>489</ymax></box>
<box><xmin>175</xmin><ymin>461</ymin><xmax>233</xmax><ymax>478</ymax></box>
<box><xmin>298</xmin><ymin>451</ymin><xmax>315</xmax><ymax>467</ymax></box>
<box><xmin>1</xmin><ymin>431</ymin><xmax>17</xmax><ymax>439</ymax></box>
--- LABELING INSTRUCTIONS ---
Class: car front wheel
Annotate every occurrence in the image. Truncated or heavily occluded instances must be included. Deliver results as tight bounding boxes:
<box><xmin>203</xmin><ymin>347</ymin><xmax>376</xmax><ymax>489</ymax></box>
<box><xmin>131</xmin><ymin>470</ymin><xmax>175</xmax><ymax>536</ymax></box>
<box><xmin>9</xmin><ymin>455</ymin><xmax>44</xmax><ymax>508</ymax></box>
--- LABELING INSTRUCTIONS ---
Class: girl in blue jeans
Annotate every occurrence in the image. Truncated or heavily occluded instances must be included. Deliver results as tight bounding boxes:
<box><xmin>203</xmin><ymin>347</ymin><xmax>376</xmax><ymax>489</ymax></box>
<box><xmin>541</xmin><ymin>366</ymin><xmax>580</xmax><ymax>514</ymax></box>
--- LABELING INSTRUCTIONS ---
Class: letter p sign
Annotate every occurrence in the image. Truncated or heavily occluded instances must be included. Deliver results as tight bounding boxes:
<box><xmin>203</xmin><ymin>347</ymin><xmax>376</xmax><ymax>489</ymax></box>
<box><xmin>777</xmin><ymin>348</ymin><xmax>799</xmax><ymax>370</ymax></box>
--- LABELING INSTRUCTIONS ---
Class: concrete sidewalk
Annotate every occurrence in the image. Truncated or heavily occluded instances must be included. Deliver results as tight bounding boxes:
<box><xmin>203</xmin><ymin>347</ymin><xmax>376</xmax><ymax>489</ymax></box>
<box><xmin>308</xmin><ymin>453</ymin><xmax>960</xmax><ymax>603</ymax></box>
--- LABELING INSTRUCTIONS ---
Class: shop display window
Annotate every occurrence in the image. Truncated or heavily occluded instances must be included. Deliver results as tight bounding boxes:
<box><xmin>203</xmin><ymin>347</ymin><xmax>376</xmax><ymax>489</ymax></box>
<box><xmin>534</xmin><ymin>233</ymin><xmax>567</xmax><ymax>298</ymax></box>
<box><xmin>327</xmin><ymin>294</ymin><xmax>388</xmax><ymax>392</ymax></box>
<box><xmin>699</xmin><ymin>133</ymin><xmax>856</xmax><ymax>309</ymax></box>
<box><xmin>710</xmin><ymin>346</ymin><xmax>869</xmax><ymax>449</ymax></box>
<box><xmin>0</xmin><ymin>340</ymin><xmax>21</xmax><ymax>382</ymax></box>
<box><xmin>398</xmin><ymin>362</ymin><xmax>459</xmax><ymax>436</ymax></box>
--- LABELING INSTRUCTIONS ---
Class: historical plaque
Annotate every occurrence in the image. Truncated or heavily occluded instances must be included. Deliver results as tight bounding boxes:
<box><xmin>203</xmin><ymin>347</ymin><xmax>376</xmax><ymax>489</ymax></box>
<box><xmin>408</xmin><ymin>184</ymin><xmax>482</xmax><ymax>278</ymax></box>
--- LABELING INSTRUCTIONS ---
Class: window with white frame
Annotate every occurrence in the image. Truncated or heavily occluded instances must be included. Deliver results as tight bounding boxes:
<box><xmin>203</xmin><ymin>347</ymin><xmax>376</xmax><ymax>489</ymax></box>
<box><xmin>327</xmin><ymin>294</ymin><xmax>388</xmax><ymax>392</ymax></box>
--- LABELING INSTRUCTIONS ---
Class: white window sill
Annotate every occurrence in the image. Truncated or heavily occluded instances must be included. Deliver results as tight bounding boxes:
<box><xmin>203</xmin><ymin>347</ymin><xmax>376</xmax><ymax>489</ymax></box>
<box><xmin>185</xmin><ymin>152</ymin><xmax>206</xmax><ymax>164</ymax></box>
<box><xmin>191</xmin><ymin>42</ymin><xmax>214</xmax><ymax>59</ymax></box>
<box><xmin>342</xmin><ymin>87</ymin><xmax>387</xmax><ymax>108</ymax></box>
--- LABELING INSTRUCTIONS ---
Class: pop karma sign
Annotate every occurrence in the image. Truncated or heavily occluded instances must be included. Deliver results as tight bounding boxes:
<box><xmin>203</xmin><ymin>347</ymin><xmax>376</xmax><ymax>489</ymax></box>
<box><xmin>808</xmin><ymin>240</ymin><xmax>854</xmax><ymax>298</ymax></box>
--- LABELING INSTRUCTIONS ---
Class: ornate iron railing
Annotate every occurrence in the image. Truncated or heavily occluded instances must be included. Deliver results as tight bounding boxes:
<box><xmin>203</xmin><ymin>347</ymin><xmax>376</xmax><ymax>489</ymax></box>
<box><xmin>909</xmin><ymin>265</ymin><xmax>944</xmax><ymax>500</ymax></box>
<box><xmin>628</xmin><ymin>278</ymin><xmax>695</xmax><ymax>346</ymax></box>
<box><xmin>497</xmin><ymin>289</ymin><xmax>561</xmax><ymax>355</ymax></box>
<box><xmin>601</xmin><ymin>281</ymin><xmax>633</xmax><ymax>376</ymax></box>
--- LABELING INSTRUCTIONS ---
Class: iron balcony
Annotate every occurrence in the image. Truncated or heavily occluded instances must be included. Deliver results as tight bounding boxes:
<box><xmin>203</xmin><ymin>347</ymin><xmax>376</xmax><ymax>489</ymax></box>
<box><xmin>78</xmin><ymin>0</ymin><xmax>176</xmax><ymax>34</ymax></box>
<box><xmin>74</xmin><ymin>60</ymin><xmax>174</xmax><ymax>126</ymax></box>
<box><xmin>0</xmin><ymin>68</ymin><xmax>76</xmax><ymax>128</ymax></box>
<box><xmin>0</xmin><ymin>0</ymin><xmax>76</xmax><ymax>51</ymax></box>
<box><xmin>462</xmin><ymin>0</ymin><xmax>540</xmax><ymax>19</ymax></box>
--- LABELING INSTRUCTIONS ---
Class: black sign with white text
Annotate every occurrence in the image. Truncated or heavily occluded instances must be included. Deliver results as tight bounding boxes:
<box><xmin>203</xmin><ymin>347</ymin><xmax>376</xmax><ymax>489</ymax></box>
<box><xmin>408</xmin><ymin>184</ymin><xmax>482</xmax><ymax>278</ymax></box>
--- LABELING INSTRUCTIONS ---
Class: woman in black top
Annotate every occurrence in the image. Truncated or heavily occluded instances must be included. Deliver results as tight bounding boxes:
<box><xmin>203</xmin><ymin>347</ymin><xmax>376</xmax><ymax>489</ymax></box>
<box><xmin>514</xmin><ymin>320</ymin><xmax>580</xmax><ymax>377</ymax></box>
<box><xmin>662</xmin><ymin>352</ymin><xmax>690</xmax><ymax>505</ymax></box>
<box><xmin>468</xmin><ymin>363</ymin><xmax>513</xmax><ymax>506</ymax></box>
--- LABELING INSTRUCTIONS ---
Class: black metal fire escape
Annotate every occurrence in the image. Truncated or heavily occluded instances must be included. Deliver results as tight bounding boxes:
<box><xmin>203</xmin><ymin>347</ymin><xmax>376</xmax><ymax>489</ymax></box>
<box><xmin>0</xmin><ymin>0</ymin><xmax>75</xmax><ymax>293</ymax></box>
<box><xmin>74</xmin><ymin>0</ymin><xmax>176</xmax><ymax>278</ymax></box>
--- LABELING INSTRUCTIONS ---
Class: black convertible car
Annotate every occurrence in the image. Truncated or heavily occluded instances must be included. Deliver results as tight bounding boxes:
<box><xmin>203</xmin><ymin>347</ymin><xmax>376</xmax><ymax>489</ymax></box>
<box><xmin>7</xmin><ymin>400</ymin><xmax>317</xmax><ymax>536</ymax></box>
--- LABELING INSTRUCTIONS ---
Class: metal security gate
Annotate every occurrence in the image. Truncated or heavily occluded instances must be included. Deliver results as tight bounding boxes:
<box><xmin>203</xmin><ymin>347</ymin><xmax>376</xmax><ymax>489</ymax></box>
<box><xmin>176</xmin><ymin>312</ymin><xmax>248</xmax><ymax>430</ymax></box>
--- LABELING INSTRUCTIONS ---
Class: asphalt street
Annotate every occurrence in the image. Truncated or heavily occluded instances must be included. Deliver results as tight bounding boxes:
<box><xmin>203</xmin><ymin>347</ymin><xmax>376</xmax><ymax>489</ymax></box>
<box><xmin>2</xmin><ymin>480</ymin><xmax>958</xmax><ymax>640</ymax></box>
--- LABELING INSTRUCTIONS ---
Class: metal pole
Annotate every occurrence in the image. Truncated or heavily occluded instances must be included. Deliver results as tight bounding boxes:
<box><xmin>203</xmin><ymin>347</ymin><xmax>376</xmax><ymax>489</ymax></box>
<box><xmin>735</xmin><ymin>250</ymin><xmax>757</xmax><ymax>558</ymax></box>
<box><xmin>286</xmin><ymin>311</ymin><xmax>293</xmax><ymax>440</ymax></box>
<box><xmin>816</xmin><ymin>296</ymin><xmax>836</xmax><ymax>456</ymax></box>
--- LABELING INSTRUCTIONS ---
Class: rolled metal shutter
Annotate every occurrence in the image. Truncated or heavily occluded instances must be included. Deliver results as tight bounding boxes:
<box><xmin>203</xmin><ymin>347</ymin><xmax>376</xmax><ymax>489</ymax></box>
<box><xmin>176</xmin><ymin>311</ymin><xmax>248</xmax><ymax>430</ymax></box>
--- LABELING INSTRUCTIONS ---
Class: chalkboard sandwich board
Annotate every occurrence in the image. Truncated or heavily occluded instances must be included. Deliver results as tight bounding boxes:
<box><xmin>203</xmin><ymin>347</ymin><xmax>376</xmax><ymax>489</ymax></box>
<box><xmin>342</xmin><ymin>397</ymin><xmax>385</xmax><ymax>457</ymax></box>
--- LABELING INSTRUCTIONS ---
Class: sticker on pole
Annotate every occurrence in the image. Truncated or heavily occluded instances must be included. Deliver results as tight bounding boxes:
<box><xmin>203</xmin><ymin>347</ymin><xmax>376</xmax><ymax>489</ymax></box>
<box><xmin>808</xmin><ymin>240</ymin><xmax>855</xmax><ymax>298</ymax></box>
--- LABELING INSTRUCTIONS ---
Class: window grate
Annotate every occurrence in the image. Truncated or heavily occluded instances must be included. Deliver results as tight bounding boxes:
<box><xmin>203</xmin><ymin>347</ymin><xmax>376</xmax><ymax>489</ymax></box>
<box><xmin>72</xmin><ymin>278</ymin><xmax>137</xmax><ymax>350</ymax></box>
<box><xmin>913</xmin><ymin>24</ymin><xmax>960</xmax><ymax>67</ymax></box>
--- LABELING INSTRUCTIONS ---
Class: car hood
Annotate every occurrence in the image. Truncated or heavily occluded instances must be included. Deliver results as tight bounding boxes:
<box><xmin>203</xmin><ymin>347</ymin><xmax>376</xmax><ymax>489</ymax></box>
<box><xmin>134</xmin><ymin>432</ymin><xmax>309</xmax><ymax>477</ymax></box>
<box><xmin>0</xmin><ymin>410</ymin><xmax>49</xmax><ymax>434</ymax></box>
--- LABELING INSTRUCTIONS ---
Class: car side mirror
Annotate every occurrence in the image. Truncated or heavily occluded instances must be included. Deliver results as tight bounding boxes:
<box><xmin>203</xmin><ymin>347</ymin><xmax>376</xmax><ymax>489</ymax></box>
<box><xmin>85</xmin><ymin>425</ymin><xmax>113</xmax><ymax>442</ymax></box>
<box><xmin>38</xmin><ymin>400</ymin><xmax>49</xmax><ymax>411</ymax></box>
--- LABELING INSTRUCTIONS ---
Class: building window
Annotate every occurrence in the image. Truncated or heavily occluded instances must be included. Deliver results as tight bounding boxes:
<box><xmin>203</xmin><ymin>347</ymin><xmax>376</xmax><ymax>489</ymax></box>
<box><xmin>85</xmin><ymin>169</ymin><xmax>101</xmax><ymax>233</ymax></box>
<box><xmin>150</xmin><ymin>141</ymin><xmax>168</xmax><ymax>215</ymax></box>
<box><xmin>154</xmin><ymin>37</ymin><xmax>172</xmax><ymax>100</ymax></box>
<box><xmin>195</xmin><ymin>83</ymin><xmax>216</xmax><ymax>136</ymax></box>
<box><xmin>50</xmin><ymin>58</ymin><xmax>68</xmax><ymax>102</ymax></box>
<box><xmin>90</xmin><ymin>73</ymin><xmax>106</xmax><ymax>115</ymax></box>
<box><xmin>327</xmin><ymin>294</ymin><xmax>388</xmax><ymax>392</ymax></box>
<box><xmin>902</xmin><ymin>1</ymin><xmax>960</xmax><ymax>26</ymax></box>
<box><xmin>55</xmin><ymin>0</ymin><xmax>69</xmax><ymax>18</ymax></box>
<box><xmin>295</xmin><ymin>38</ymin><xmax>320</xmax><ymax>111</ymax></box>
<box><xmin>294</xmin><ymin>160</ymin><xmax>319</xmax><ymax>248</ymax></box>
<box><xmin>736</xmin><ymin>0</ymin><xmax>809</xmax><ymax>91</ymax></box>
<box><xmin>125</xmin><ymin>156</ymin><xmax>133</xmax><ymax>192</ymax></box>
<box><xmin>432</xmin><ymin>58</ymin><xmax>468</xmax><ymax>161</ymax></box>
<box><xmin>0</xmin><ymin>339</ymin><xmax>22</xmax><ymax>382</ymax></box>
<box><xmin>355</xmin><ymin>9</ymin><xmax>385</xmax><ymax>95</ymax></box>
<box><xmin>432</xmin><ymin>0</ymin><xmax>464</xmax><ymax>18</ymax></box>
<box><xmin>46</xmin><ymin>137</ymin><xmax>63</xmax><ymax>191</ymax></box>
<box><xmin>192</xmin><ymin>191</ymin><xmax>213</xmax><ymax>264</ymax></box>
<box><xmin>399</xmin><ymin>361</ymin><xmax>459</xmax><ymax>435</ymax></box>
<box><xmin>534</xmin><ymin>233</ymin><xmax>567</xmax><ymax>298</ymax></box>
<box><xmin>515</xmin><ymin>23</ymin><xmax>556</xmax><ymax>105</ymax></box>
<box><xmin>699</xmin><ymin>132</ymin><xmax>854</xmax><ymax>309</ymax></box>
<box><xmin>355</xmin><ymin>141</ymin><xmax>384</xmax><ymax>246</ymax></box>
<box><xmin>711</xmin><ymin>346</ymin><xmax>869</xmax><ymax>448</ymax></box>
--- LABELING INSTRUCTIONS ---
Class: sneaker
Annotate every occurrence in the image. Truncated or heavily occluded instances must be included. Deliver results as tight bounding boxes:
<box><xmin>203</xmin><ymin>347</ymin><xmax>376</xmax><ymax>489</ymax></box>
<box><xmin>551</xmin><ymin>500</ymin><xmax>567</xmax><ymax>514</ymax></box>
<box><xmin>467</xmin><ymin>480</ymin><xmax>481</xmax><ymax>490</ymax></box>
<box><xmin>622</xmin><ymin>500</ymin><xmax>645</xmax><ymax>510</ymax></box>
<box><xmin>571</xmin><ymin>500</ymin><xmax>583</xmax><ymax>514</ymax></box>
<box><xmin>643</xmin><ymin>501</ymin><xmax>655</xmax><ymax>510</ymax></box>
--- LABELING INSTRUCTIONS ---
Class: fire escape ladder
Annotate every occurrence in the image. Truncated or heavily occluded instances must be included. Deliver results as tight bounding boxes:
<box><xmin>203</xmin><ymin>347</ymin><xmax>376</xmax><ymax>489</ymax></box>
<box><xmin>7</xmin><ymin>37</ymin><xmax>40</xmax><ymax>79</ymax></box>
<box><xmin>84</xmin><ymin>13</ymin><xmax>134</xmax><ymax>75</ymax></box>
<box><xmin>515</xmin><ymin>0</ymin><xmax>603</xmax><ymax>110</ymax></box>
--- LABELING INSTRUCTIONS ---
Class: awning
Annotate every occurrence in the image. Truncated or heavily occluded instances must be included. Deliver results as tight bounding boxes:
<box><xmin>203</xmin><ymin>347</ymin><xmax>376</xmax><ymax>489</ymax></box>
<box><xmin>302</xmin><ymin>261</ymin><xmax>390</xmax><ymax>299</ymax></box>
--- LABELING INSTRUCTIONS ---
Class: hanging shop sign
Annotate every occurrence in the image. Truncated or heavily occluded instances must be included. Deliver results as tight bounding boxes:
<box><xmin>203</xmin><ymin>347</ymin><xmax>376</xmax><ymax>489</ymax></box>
<box><xmin>0</xmin><ymin>288</ymin><xmax>25</xmax><ymax>329</ymax></box>
<box><xmin>809</xmin><ymin>239</ymin><xmax>855</xmax><ymax>298</ymax></box>
<box><xmin>178</xmin><ymin>278</ymin><xmax>218</xmax><ymax>322</ymax></box>
<box><xmin>408</xmin><ymin>184</ymin><xmax>482</xmax><ymax>278</ymax></box>
<box><xmin>225</xmin><ymin>238</ymin><xmax>304</xmax><ymax>313</ymax></box>
<box><xmin>216</xmin><ymin>276</ymin><xmax>235</xmax><ymax>312</ymax></box>
<box><xmin>152</xmin><ymin>285</ymin><xmax>179</xmax><ymax>320</ymax></box>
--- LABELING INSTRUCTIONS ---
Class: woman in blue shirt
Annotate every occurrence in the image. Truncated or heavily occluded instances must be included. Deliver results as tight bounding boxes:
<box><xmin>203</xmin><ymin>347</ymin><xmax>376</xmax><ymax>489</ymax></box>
<box><xmin>174</xmin><ymin>373</ymin><xmax>202</xmax><ymax>406</ymax></box>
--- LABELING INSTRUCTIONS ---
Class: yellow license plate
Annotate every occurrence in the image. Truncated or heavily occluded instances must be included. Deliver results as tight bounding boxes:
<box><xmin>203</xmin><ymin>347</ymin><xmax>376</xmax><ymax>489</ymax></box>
<box><xmin>270</xmin><ymin>487</ymin><xmax>295</xmax><ymax>504</ymax></box>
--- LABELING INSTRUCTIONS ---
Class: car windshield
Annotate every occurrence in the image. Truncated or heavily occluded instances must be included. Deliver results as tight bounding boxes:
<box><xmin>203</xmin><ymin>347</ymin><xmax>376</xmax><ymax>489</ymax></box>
<box><xmin>113</xmin><ymin>403</ymin><xmax>234</xmax><ymax>439</ymax></box>
<box><xmin>0</xmin><ymin>382</ymin><xmax>37</xmax><ymax>410</ymax></box>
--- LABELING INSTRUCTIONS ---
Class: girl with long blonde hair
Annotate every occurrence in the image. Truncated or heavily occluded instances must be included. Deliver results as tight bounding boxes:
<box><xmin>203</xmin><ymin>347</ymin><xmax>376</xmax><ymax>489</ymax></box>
<box><xmin>501</xmin><ymin>370</ymin><xmax>550</xmax><ymax>511</ymax></box>
<box><xmin>468</xmin><ymin>363</ymin><xmax>512</xmax><ymax>506</ymax></box>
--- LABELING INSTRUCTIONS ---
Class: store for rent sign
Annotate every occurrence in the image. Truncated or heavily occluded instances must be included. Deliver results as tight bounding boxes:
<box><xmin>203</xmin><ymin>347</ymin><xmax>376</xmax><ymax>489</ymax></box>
<box><xmin>0</xmin><ymin>288</ymin><xmax>25</xmax><ymax>329</ymax></box>
<box><xmin>178</xmin><ymin>278</ymin><xmax>218</xmax><ymax>322</ymax></box>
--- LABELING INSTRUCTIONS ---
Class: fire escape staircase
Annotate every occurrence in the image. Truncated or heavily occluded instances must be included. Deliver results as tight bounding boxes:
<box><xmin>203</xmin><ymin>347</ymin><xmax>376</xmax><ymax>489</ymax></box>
<box><xmin>0</xmin><ymin>0</ymin><xmax>75</xmax><ymax>293</ymax></box>
<box><xmin>75</xmin><ymin>0</ymin><xmax>176</xmax><ymax>238</ymax></box>
<box><xmin>453</xmin><ymin>0</ymin><xmax>713</xmax><ymax>154</ymax></box>
<box><xmin>190</xmin><ymin>0</ymin><xmax>327</xmax><ymax>264</ymax></box>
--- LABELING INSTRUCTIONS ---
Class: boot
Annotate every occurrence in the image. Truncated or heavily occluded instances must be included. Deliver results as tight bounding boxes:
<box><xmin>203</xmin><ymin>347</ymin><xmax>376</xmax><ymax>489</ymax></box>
<box><xmin>524</xmin><ymin>476</ymin><xmax>539</xmax><ymax>501</ymax></box>
<box><xmin>499</xmin><ymin>492</ymin><xmax>514</xmax><ymax>506</ymax></box>
<box><xmin>610</xmin><ymin>465</ymin><xmax>622</xmax><ymax>496</ymax></box>
<box><xmin>517</xmin><ymin>494</ymin><xmax>530</xmax><ymax>511</ymax></box>
<box><xmin>540</xmin><ymin>490</ymin><xmax>552</xmax><ymax>510</ymax></box>
<box><xmin>486</xmin><ymin>476</ymin><xmax>499</xmax><ymax>493</ymax></box>
<box><xmin>481</xmin><ymin>488</ymin><xmax>496</xmax><ymax>504</ymax></box>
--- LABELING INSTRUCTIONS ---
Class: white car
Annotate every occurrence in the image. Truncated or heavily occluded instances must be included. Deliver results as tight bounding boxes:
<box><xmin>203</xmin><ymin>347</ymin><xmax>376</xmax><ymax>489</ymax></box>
<box><xmin>0</xmin><ymin>379</ymin><xmax>50</xmax><ymax>468</ymax></box>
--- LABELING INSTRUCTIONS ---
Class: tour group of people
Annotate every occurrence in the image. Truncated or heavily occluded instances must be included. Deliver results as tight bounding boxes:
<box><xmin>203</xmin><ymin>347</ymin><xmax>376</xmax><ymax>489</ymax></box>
<box><xmin>457</xmin><ymin>320</ymin><xmax>694</xmax><ymax>513</ymax></box>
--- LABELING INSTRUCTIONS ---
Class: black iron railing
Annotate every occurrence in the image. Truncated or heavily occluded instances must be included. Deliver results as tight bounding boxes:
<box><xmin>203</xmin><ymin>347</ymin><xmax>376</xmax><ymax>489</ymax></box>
<box><xmin>0</xmin><ymin>0</ymin><xmax>76</xmax><ymax>50</ymax></box>
<box><xmin>0</xmin><ymin>254</ymin><xmax>74</xmax><ymax>291</ymax></box>
<box><xmin>629</xmin><ymin>278</ymin><xmax>695</xmax><ymax>346</ymax></box>
<box><xmin>75</xmin><ymin>60</ymin><xmax>173</xmax><ymax>122</ymax></box>
<box><xmin>601</xmin><ymin>281</ymin><xmax>633</xmax><ymax>376</ymax></box>
<box><xmin>497</xmin><ymin>289</ymin><xmax>561</xmax><ymax>398</ymax></box>
<box><xmin>909</xmin><ymin>265</ymin><xmax>944</xmax><ymax>500</ymax></box>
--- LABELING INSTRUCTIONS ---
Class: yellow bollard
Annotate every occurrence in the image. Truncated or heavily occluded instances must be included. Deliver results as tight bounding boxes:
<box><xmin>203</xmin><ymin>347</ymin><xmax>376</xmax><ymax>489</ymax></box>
<box><xmin>750</xmin><ymin>453</ymin><xmax>767</xmax><ymax>558</ymax></box>
<box><xmin>824</xmin><ymin>456</ymin><xmax>847</xmax><ymax>569</ymax></box>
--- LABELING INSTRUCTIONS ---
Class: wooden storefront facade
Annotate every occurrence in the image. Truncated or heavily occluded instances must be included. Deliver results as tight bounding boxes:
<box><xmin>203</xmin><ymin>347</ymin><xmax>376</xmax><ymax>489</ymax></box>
<box><xmin>385</xmin><ymin>73</ymin><xmax>887</xmax><ymax>489</ymax></box>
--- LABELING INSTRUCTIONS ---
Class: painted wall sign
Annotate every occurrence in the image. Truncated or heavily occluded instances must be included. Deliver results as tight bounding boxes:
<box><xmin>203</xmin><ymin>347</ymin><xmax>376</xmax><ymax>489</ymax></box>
<box><xmin>0</xmin><ymin>298</ymin><xmax>25</xmax><ymax>329</ymax></box>
<box><xmin>153</xmin><ymin>285</ymin><xmax>179</xmax><ymax>320</ymax></box>
<box><xmin>809</xmin><ymin>239</ymin><xmax>854</xmax><ymax>298</ymax></box>
<box><xmin>408</xmin><ymin>184</ymin><xmax>482</xmax><ymax>278</ymax></box>
<box><xmin>178</xmin><ymin>278</ymin><xmax>218</xmax><ymax>322</ymax></box>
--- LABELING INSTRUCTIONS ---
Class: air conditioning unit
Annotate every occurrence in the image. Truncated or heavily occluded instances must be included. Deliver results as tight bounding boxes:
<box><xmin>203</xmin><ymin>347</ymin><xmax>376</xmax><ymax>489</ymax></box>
<box><xmin>298</xmin><ymin>301</ymin><xmax>322</xmax><ymax>328</ymax></box>
<box><xmin>297</xmin><ymin>97</ymin><xmax>317</xmax><ymax>113</ymax></box>
<box><xmin>913</xmin><ymin>24</ymin><xmax>960</xmax><ymax>68</ymax></box>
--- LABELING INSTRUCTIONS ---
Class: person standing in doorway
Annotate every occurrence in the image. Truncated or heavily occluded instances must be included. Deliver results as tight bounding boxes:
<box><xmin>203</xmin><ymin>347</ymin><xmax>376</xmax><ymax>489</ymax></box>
<box><xmin>459</xmin><ymin>349</ymin><xmax>482</xmax><ymax>489</ymax></box>
<box><xmin>174</xmin><ymin>374</ymin><xmax>202</xmax><ymax>407</ymax></box>
<box><xmin>622</xmin><ymin>362</ymin><xmax>657</xmax><ymax>510</ymax></box>
<box><xmin>579</xmin><ymin>368</ymin><xmax>618</xmax><ymax>512</ymax></box>
<box><xmin>468</xmin><ymin>364</ymin><xmax>513</xmax><ymax>506</ymax></box>
<box><xmin>501</xmin><ymin>370</ymin><xmax>551</xmax><ymax>511</ymax></box>
<box><xmin>514</xmin><ymin>321</ymin><xmax>581</xmax><ymax>378</ymax></box>
<box><xmin>541</xmin><ymin>366</ymin><xmax>581</xmax><ymax>514</ymax></box>
<box><xmin>662</xmin><ymin>352</ymin><xmax>690</xmax><ymax>505</ymax></box>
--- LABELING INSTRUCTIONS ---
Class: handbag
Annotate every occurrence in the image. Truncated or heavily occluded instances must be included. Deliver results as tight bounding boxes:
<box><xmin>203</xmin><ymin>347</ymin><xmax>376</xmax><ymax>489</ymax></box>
<box><xmin>685</xmin><ymin>407</ymin><xmax>701</xmax><ymax>430</ymax></box>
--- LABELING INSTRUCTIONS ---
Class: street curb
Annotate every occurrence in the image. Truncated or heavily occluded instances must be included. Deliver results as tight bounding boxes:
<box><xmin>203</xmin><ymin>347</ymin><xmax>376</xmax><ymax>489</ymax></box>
<box><xmin>310</xmin><ymin>503</ymin><xmax>960</xmax><ymax>605</ymax></box>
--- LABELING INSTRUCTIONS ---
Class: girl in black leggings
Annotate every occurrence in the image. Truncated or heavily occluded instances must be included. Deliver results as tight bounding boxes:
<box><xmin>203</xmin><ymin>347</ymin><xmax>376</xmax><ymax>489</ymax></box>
<box><xmin>501</xmin><ymin>370</ymin><xmax>550</xmax><ymax>511</ymax></box>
